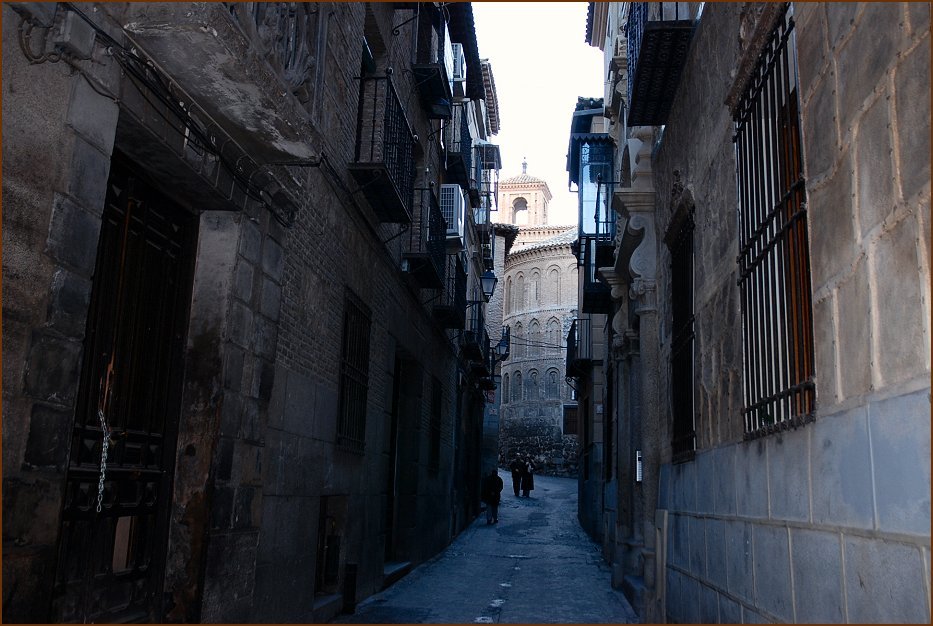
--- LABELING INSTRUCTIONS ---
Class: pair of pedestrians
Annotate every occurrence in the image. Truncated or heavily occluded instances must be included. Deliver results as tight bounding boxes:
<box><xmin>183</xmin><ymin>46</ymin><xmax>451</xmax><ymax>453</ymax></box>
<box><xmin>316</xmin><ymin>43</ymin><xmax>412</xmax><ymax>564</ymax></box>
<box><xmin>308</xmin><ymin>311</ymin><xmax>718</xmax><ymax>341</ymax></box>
<box><xmin>508</xmin><ymin>456</ymin><xmax>535</xmax><ymax>497</ymax></box>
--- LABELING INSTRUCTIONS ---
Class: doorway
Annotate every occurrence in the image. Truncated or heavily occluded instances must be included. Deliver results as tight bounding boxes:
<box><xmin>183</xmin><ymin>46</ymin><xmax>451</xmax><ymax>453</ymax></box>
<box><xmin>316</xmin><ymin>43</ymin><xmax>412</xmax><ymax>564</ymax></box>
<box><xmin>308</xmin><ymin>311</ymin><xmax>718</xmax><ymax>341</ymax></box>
<box><xmin>51</xmin><ymin>155</ymin><xmax>198</xmax><ymax>622</ymax></box>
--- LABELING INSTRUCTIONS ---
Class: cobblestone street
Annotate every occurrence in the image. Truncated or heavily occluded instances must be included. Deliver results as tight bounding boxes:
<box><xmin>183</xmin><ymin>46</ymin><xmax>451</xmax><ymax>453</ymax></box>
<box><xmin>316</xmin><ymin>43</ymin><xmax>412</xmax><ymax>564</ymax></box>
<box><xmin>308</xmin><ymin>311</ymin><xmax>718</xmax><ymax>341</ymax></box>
<box><xmin>335</xmin><ymin>472</ymin><xmax>637</xmax><ymax>624</ymax></box>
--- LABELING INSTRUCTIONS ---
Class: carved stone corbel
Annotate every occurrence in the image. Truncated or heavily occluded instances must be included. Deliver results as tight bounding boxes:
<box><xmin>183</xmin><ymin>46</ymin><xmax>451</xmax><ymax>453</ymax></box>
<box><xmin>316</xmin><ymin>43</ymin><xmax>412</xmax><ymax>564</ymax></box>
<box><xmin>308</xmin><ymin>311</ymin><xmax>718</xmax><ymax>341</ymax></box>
<box><xmin>612</xmin><ymin>191</ymin><xmax>657</xmax><ymax>315</ymax></box>
<box><xmin>597</xmin><ymin>266</ymin><xmax>630</xmax><ymax>355</ymax></box>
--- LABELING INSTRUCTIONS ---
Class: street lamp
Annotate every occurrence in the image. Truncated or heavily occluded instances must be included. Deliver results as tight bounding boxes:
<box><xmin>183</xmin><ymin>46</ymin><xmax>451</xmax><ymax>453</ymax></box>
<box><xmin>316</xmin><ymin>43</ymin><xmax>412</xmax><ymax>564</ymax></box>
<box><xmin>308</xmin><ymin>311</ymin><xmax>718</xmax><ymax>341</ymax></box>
<box><xmin>480</xmin><ymin>270</ymin><xmax>498</xmax><ymax>301</ymax></box>
<box><xmin>494</xmin><ymin>326</ymin><xmax>510</xmax><ymax>362</ymax></box>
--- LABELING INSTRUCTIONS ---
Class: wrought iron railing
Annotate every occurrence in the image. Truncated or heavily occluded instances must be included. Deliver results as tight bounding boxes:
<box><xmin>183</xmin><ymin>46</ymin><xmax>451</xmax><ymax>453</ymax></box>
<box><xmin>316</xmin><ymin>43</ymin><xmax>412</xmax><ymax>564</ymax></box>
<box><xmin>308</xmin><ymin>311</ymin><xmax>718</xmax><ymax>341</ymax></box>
<box><xmin>463</xmin><ymin>304</ymin><xmax>490</xmax><ymax>367</ymax></box>
<box><xmin>433</xmin><ymin>254</ymin><xmax>467</xmax><ymax>329</ymax></box>
<box><xmin>350</xmin><ymin>72</ymin><xmax>416</xmax><ymax>222</ymax></box>
<box><xmin>444</xmin><ymin>101</ymin><xmax>472</xmax><ymax>183</ymax></box>
<box><xmin>626</xmin><ymin>2</ymin><xmax>695</xmax><ymax>126</ymax></box>
<box><xmin>403</xmin><ymin>188</ymin><xmax>446</xmax><ymax>288</ymax></box>
<box><xmin>579</xmin><ymin>235</ymin><xmax>613</xmax><ymax>314</ymax></box>
<box><xmin>469</xmin><ymin>142</ymin><xmax>500</xmax><ymax>208</ymax></box>
<box><xmin>566</xmin><ymin>317</ymin><xmax>593</xmax><ymax>376</ymax></box>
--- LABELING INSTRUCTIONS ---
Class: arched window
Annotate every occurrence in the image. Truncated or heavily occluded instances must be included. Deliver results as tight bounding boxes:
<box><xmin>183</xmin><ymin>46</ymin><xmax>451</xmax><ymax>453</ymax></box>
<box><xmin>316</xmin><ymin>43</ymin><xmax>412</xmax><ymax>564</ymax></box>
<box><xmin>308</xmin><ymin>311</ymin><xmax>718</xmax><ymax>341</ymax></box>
<box><xmin>529</xmin><ymin>320</ymin><xmax>540</xmax><ymax>357</ymax></box>
<box><xmin>546</xmin><ymin>369</ymin><xmax>560</xmax><ymax>399</ymax></box>
<box><xmin>549</xmin><ymin>267</ymin><xmax>561</xmax><ymax>303</ymax></box>
<box><xmin>528</xmin><ymin>370</ymin><xmax>538</xmax><ymax>400</ymax></box>
<box><xmin>505</xmin><ymin>277</ymin><xmax>512</xmax><ymax>314</ymax></box>
<box><xmin>531</xmin><ymin>272</ymin><xmax>540</xmax><ymax>304</ymax></box>
<box><xmin>513</xmin><ymin>197</ymin><xmax>528</xmax><ymax>225</ymax></box>
<box><xmin>516</xmin><ymin>275</ymin><xmax>525</xmax><ymax>311</ymax></box>
<box><xmin>547</xmin><ymin>318</ymin><xmax>561</xmax><ymax>353</ymax></box>
<box><xmin>502</xmin><ymin>373</ymin><xmax>510</xmax><ymax>404</ymax></box>
<box><xmin>513</xmin><ymin>322</ymin><xmax>523</xmax><ymax>358</ymax></box>
<box><xmin>512</xmin><ymin>372</ymin><xmax>522</xmax><ymax>403</ymax></box>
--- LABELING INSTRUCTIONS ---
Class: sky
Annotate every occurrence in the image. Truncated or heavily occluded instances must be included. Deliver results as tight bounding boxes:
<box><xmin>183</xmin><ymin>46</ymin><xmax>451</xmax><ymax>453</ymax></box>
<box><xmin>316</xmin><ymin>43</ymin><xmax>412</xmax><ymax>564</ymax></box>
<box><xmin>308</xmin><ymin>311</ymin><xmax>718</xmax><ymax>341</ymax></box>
<box><xmin>472</xmin><ymin>2</ymin><xmax>605</xmax><ymax>225</ymax></box>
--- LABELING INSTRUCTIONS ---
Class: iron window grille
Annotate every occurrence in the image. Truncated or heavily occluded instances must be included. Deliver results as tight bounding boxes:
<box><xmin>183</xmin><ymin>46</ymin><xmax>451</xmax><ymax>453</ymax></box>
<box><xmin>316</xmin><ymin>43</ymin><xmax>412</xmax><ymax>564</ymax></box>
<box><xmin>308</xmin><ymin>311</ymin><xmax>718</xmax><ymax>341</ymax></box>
<box><xmin>337</xmin><ymin>291</ymin><xmax>372</xmax><ymax>453</ymax></box>
<box><xmin>734</xmin><ymin>5</ymin><xmax>815</xmax><ymax>437</ymax></box>
<box><xmin>429</xmin><ymin>377</ymin><xmax>442</xmax><ymax>472</ymax></box>
<box><xmin>563</xmin><ymin>405</ymin><xmax>579</xmax><ymax>436</ymax></box>
<box><xmin>669</xmin><ymin>214</ymin><xmax>696</xmax><ymax>461</ymax></box>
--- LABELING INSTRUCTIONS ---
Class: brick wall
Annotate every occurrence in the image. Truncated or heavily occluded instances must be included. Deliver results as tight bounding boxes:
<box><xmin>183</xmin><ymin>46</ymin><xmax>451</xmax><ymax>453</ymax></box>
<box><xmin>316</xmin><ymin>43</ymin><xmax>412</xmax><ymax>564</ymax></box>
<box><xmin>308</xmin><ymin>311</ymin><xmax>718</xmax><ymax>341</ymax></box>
<box><xmin>500</xmin><ymin>240</ymin><xmax>580</xmax><ymax>475</ymax></box>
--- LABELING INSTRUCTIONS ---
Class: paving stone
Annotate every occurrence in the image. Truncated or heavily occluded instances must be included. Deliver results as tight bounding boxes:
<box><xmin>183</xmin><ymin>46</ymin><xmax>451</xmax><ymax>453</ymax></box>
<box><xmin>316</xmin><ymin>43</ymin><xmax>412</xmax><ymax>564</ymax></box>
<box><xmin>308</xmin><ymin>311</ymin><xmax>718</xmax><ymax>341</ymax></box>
<box><xmin>334</xmin><ymin>473</ymin><xmax>637</xmax><ymax>624</ymax></box>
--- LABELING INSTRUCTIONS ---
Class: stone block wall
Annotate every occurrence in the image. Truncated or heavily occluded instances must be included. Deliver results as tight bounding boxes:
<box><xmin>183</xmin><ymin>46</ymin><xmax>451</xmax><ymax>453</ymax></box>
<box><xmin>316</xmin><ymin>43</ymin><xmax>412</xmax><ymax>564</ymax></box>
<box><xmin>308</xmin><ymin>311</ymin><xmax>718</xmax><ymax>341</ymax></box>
<box><xmin>3</xmin><ymin>2</ymin><xmax>477</xmax><ymax>623</ymax></box>
<box><xmin>2</xmin><ymin>5</ymin><xmax>123</xmax><ymax>620</ymax></box>
<box><xmin>652</xmin><ymin>3</ymin><xmax>931</xmax><ymax>623</ymax></box>
<box><xmin>661</xmin><ymin>387</ymin><xmax>930</xmax><ymax>623</ymax></box>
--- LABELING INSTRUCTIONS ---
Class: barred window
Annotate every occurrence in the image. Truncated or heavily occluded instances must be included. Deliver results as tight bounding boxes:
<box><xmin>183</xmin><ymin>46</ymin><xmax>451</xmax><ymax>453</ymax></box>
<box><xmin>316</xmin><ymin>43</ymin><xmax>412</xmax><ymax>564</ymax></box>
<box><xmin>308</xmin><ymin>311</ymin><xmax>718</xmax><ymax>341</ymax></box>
<box><xmin>546</xmin><ymin>369</ymin><xmax>560</xmax><ymax>399</ymax></box>
<box><xmin>337</xmin><ymin>291</ymin><xmax>371</xmax><ymax>452</ymax></box>
<box><xmin>563</xmin><ymin>405</ymin><xmax>578</xmax><ymax>436</ymax></box>
<box><xmin>428</xmin><ymin>377</ymin><xmax>442</xmax><ymax>472</ymax></box>
<box><xmin>734</xmin><ymin>5</ymin><xmax>815</xmax><ymax>436</ymax></box>
<box><xmin>669</xmin><ymin>212</ymin><xmax>696</xmax><ymax>461</ymax></box>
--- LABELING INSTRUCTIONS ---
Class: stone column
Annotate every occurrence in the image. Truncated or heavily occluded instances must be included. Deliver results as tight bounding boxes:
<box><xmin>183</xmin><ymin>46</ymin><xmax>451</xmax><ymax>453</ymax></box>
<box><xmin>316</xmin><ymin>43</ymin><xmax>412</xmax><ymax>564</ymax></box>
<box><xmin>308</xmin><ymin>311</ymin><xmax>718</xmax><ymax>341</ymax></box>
<box><xmin>613</xmin><ymin>124</ymin><xmax>660</xmax><ymax>616</ymax></box>
<box><xmin>623</xmin><ymin>200</ymin><xmax>660</xmax><ymax>595</ymax></box>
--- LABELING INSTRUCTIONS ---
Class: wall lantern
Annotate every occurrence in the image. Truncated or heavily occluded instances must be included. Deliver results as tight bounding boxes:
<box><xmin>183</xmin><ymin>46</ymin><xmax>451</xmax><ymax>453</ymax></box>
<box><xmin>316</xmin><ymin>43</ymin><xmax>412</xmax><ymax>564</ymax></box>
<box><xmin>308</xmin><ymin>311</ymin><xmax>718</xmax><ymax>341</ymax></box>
<box><xmin>480</xmin><ymin>270</ymin><xmax>498</xmax><ymax>301</ymax></box>
<box><xmin>494</xmin><ymin>326</ymin><xmax>510</xmax><ymax>362</ymax></box>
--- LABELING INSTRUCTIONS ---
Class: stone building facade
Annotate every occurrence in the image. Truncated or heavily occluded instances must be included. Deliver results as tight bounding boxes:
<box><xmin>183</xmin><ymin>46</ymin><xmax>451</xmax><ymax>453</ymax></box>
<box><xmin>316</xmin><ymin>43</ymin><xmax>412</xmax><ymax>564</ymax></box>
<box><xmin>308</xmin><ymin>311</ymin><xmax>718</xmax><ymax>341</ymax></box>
<box><xmin>2</xmin><ymin>2</ymin><xmax>501</xmax><ymax>622</ymax></box>
<box><xmin>573</xmin><ymin>2</ymin><xmax>931</xmax><ymax>623</ymax></box>
<box><xmin>494</xmin><ymin>165</ymin><xmax>580</xmax><ymax>476</ymax></box>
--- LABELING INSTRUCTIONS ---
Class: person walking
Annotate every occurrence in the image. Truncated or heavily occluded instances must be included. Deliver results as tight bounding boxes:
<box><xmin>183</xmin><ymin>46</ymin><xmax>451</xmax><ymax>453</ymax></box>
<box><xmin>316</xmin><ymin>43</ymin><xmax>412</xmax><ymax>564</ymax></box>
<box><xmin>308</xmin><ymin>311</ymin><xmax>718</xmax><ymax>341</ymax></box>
<box><xmin>508</xmin><ymin>456</ymin><xmax>524</xmax><ymax>497</ymax></box>
<box><xmin>481</xmin><ymin>468</ymin><xmax>504</xmax><ymax>524</ymax></box>
<box><xmin>520</xmin><ymin>457</ymin><xmax>535</xmax><ymax>497</ymax></box>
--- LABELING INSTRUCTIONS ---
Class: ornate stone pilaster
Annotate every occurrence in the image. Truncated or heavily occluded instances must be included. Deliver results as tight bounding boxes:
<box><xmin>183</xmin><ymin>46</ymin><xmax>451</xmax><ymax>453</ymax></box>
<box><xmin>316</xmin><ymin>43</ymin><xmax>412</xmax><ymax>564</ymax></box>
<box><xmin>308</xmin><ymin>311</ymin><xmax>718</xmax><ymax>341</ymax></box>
<box><xmin>611</xmin><ymin>150</ymin><xmax>661</xmax><ymax>609</ymax></box>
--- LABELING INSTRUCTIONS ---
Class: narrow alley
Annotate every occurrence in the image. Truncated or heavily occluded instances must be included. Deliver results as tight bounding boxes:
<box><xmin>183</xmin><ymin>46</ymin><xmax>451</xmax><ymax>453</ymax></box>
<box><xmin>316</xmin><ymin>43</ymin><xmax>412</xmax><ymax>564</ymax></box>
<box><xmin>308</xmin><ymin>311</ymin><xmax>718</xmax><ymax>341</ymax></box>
<box><xmin>336</xmin><ymin>472</ymin><xmax>637</xmax><ymax>624</ymax></box>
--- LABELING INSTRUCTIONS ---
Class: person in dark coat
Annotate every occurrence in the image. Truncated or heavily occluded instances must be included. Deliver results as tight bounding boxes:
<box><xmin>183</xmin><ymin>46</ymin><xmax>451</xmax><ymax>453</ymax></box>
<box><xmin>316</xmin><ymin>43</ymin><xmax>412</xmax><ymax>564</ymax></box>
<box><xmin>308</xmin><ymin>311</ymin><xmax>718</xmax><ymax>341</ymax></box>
<box><xmin>508</xmin><ymin>456</ymin><xmax>524</xmax><ymax>496</ymax></box>
<box><xmin>520</xmin><ymin>458</ymin><xmax>535</xmax><ymax>497</ymax></box>
<box><xmin>481</xmin><ymin>468</ymin><xmax>504</xmax><ymax>524</ymax></box>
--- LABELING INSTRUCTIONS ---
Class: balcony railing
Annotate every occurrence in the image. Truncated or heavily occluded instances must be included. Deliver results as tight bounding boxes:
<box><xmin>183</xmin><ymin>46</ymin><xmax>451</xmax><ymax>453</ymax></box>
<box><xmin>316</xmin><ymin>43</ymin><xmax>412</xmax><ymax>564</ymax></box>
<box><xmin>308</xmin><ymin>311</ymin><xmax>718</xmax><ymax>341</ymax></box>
<box><xmin>348</xmin><ymin>73</ymin><xmax>416</xmax><ymax>223</ymax></box>
<box><xmin>413</xmin><ymin>12</ymin><xmax>454</xmax><ymax>119</ymax></box>
<box><xmin>433</xmin><ymin>254</ymin><xmax>467</xmax><ymax>329</ymax></box>
<box><xmin>579</xmin><ymin>235</ymin><xmax>614</xmax><ymax>314</ymax></box>
<box><xmin>444</xmin><ymin>101</ymin><xmax>472</xmax><ymax>186</ymax></box>
<box><xmin>402</xmin><ymin>188</ymin><xmax>446</xmax><ymax>289</ymax></box>
<box><xmin>566</xmin><ymin>317</ymin><xmax>593</xmax><ymax>378</ymax></box>
<box><xmin>626</xmin><ymin>2</ymin><xmax>695</xmax><ymax>126</ymax></box>
<box><xmin>468</xmin><ymin>142</ymin><xmax>500</xmax><ymax>208</ymax></box>
<box><xmin>462</xmin><ymin>305</ymin><xmax>489</xmax><ymax>368</ymax></box>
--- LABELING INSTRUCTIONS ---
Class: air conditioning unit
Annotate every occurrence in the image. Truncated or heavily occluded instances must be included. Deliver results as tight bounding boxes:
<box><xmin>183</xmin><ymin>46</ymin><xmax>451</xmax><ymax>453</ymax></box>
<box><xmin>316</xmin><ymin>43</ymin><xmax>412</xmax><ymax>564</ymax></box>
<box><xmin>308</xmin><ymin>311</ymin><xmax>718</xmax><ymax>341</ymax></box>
<box><xmin>451</xmin><ymin>43</ymin><xmax>467</xmax><ymax>96</ymax></box>
<box><xmin>443</xmin><ymin>23</ymin><xmax>455</xmax><ymax>96</ymax></box>
<box><xmin>440</xmin><ymin>183</ymin><xmax>465</xmax><ymax>251</ymax></box>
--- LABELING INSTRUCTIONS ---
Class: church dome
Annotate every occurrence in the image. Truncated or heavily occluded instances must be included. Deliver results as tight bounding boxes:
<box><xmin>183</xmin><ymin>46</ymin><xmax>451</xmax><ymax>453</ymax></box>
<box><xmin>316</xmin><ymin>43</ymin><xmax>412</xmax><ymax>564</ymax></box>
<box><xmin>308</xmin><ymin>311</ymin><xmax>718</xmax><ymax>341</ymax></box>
<box><xmin>501</xmin><ymin>172</ymin><xmax>546</xmax><ymax>185</ymax></box>
<box><xmin>501</xmin><ymin>158</ymin><xmax>546</xmax><ymax>186</ymax></box>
